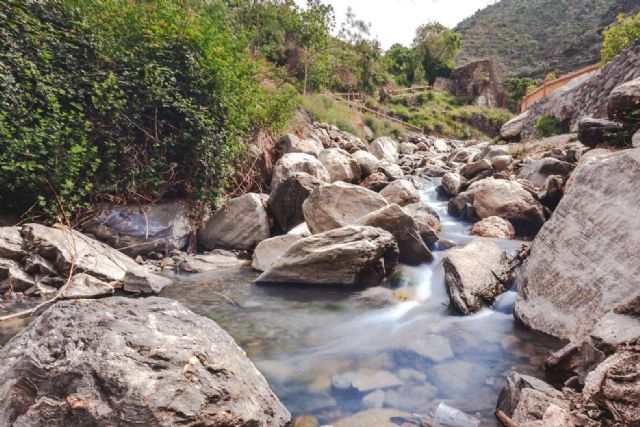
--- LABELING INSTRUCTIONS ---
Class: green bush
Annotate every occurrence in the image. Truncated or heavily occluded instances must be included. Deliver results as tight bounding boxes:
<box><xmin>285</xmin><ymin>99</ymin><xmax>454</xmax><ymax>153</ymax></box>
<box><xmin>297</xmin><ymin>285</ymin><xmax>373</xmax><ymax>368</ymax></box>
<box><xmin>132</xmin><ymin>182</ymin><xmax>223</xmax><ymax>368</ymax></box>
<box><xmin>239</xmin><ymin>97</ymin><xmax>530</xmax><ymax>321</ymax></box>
<box><xmin>0</xmin><ymin>0</ymin><xmax>295</xmax><ymax>219</ymax></box>
<box><xmin>535</xmin><ymin>116</ymin><xmax>568</xmax><ymax>137</ymax></box>
<box><xmin>601</xmin><ymin>12</ymin><xmax>640</xmax><ymax>63</ymax></box>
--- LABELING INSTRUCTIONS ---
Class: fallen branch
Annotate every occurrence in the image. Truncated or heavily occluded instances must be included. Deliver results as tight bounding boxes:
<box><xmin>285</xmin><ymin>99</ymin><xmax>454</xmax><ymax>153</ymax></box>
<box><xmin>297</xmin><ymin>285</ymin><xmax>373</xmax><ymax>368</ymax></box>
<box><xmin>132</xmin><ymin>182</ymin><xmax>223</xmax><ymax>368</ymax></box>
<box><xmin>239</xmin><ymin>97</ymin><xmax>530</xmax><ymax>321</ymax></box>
<box><xmin>496</xmin><ymin>410</ymin><xmax>518</xmax><ymax>427</ymax></box>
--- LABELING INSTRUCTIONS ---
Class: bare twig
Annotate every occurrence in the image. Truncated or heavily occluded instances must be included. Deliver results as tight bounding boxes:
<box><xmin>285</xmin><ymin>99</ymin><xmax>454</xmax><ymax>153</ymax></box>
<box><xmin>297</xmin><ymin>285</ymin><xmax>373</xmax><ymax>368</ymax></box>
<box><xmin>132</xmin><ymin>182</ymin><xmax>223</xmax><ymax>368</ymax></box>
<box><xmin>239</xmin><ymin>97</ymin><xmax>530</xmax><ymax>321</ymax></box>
<box><xmin>496</xmin><ymin>410</ymin><xmax>518</xmax><ymax>427</ymax></box>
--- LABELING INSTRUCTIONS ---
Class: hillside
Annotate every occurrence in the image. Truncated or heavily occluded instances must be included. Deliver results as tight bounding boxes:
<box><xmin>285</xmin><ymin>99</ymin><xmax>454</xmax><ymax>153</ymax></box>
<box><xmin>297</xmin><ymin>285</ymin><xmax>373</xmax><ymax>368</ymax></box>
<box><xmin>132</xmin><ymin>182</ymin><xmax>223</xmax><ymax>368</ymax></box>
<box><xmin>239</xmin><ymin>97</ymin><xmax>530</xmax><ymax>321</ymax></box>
<box><xmin>455</xmin><ymin>0</ymin><xmax>640</xmax><ymax>77</ymax></box>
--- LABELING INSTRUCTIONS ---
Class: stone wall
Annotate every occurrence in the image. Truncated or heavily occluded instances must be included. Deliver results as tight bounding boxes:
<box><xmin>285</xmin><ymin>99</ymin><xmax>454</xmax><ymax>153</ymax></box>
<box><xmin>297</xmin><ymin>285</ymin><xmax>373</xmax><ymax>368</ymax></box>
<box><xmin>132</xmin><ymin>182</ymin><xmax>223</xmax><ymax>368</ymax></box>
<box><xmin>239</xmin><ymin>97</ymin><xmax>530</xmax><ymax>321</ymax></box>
<box><xmin>434</xmin><ymin>59</ymin><xmax>508</xmax><ymax>109</ymax></box>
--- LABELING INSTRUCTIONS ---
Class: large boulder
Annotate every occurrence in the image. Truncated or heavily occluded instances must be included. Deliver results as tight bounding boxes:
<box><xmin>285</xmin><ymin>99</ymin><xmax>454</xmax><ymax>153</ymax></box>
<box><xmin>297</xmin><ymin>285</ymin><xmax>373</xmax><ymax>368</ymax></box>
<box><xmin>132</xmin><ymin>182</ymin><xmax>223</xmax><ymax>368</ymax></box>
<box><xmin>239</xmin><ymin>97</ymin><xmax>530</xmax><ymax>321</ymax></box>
<box><xmin>501</xmin><ymin>110</ymin><xmax>529</xmax><ymax>139</ymax></box>
<box><xmin>0</xmin><ymin>297</ymin><xmax>290</xmax><ymax>426</ymax></box>
<box><xmin>21</xmin><ymin>223</ymin><xmax>170</xmax><ymax>294</ymax></box>
<box><xmin>379</xmin><ymin>179</ymin><xmax>420</xmax><ymax>207</ymax></box>
<box><xmin>271</xmin><ymin>152</ymin><xmax>330</xmax><ymax>189</ymax></box>
<box><xmin>448</xmin><ymin>178</ymin><xmax>546</xmax><ymax>235</ymax></box>
<box><xmin>404</xmin><ymin>203</ymin><xmax>440</xmax><ymax>246</ymax></box>
<box><xmin>607</xmin><ymin>77</ymin><xmax>640</xmax><ymax>120</ymax></box>
<box><xmin>440</xmin><ymin>172</ymin><xmax>466</xmax><ymax>197</ymax></box>
<box><xmin>356</xmin><ymin>204</ymin><xmax>432</xmax><ymax>265</ymax></box>
<box><xmin>268</xmin><ymin>172</ymin><xmax>324</xmax><ymax>233</ymax></box>
<box><xmin>198</xmin><ymin>193</ymin><xmax>270</xmax><ymax>251</ymax></box>
<box><xmin>460</xmin><ymin>158</ymin><xmax>493</xmax><ymax>180</ymax></box>
<box><xmin>443</xmin><ymin>240</ymin><xmax>512</xmax><ymax>315</ymax></box>
<box><xmin>0</xmin><ymin>227</ymin><xmax>26</xmax><ymax>260</ymax></box>
<box><xmin>517</xmin><ymin>158</ymin><xmax>573</xmax><ymax>188</ymax></box>
<box><xmin>84</xmin><ymin>201</ymin><xmax>191</xmax><ymax>257</ymax></box>
<box><xmin>368</xmin><ymin>137</ymin><xmax>399</xmax><ymax>163</ymax></box>
<box><xmin>276</xmin><ymin>133</ymin><xmax>323</xmax><ymax>157</ymax></box>
<box><xmin>471</xmin><ymin>216</ymin><xmax>515</xmax><ymax>240</ymax></box>
<box><xmin>516</xmin><ymin>149</ymin><xmax>640</xmax><ymax>340</ymax></box>
<box><xmin>252</xmin><ymin>235</ymin><xmax>302</xmax><ymax>272</ymax></box>
<box><xmin>577</xmin><ymin>117</ymin><xmax>624</xmax><ymax>148</ymax></box>
<box><xmin>302</xmin><ymin>182</ymin><xmax>388</xmax><ymax>234</ymax></box>
<box><xmin>352</xmin><ymin>150</ymin><xmax>381</xmax><ymax>177</ymax></box>
<box><xmin>256</xmin><ymin>226</ymin><xmax>399</xmax><ymax>287</ymax></box>
<box><xmin>318</xmin><ymin>148</ymin><xmax>362</xmax><ymax>183</ymax></box>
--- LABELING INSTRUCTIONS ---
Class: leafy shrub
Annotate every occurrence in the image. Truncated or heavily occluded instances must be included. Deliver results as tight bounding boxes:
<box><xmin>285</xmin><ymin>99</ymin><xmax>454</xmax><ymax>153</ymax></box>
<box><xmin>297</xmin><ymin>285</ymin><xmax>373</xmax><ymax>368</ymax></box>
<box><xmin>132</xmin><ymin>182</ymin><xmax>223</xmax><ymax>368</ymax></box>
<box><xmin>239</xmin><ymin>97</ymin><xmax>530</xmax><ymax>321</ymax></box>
<box><xmin>535</xmin><ymin>116</ymin><xmax>568</xmax><ymax>137</ymax></box>
<box><xmin>601</xmin><ymin>12</ymin><xmax>640</xmax><ymax>63</ymax></box>
<box><xmin>0</xmin><ymin>0</ymin><xmax>294</xmax><ymax>219</ymax></box>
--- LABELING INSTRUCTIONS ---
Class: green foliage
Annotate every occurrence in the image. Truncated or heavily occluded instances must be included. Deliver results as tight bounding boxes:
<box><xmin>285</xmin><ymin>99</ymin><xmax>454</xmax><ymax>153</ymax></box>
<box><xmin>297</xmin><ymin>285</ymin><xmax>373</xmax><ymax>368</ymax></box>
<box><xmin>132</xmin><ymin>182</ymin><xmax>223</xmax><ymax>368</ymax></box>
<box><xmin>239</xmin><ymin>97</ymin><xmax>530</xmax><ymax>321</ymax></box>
<box><xmin>535</xmin><ymin>116</ymin><xmax>568</xmax><ymax>137</ymax></box>
<box><xmin>601</xmin><ymin>12</ymin><xmax>640</xmax><ymax>62</ymax></box>
<box><xmin>412</xmin><ymin>22</ymin><xmax>462</xmax><ymax>83</ymax></box>
<box><xmin>504</xmin><ymin>77</ymin><xmax>540</xmax><ymax>109</ymax></box>
<box><xmin>384</xmin><ymin>44</ymin><xmax>423</xmax><ymax>87</ymax></box>
<box><xmin>0</xmin><ymin>0</ymin><xmax>295</xmax><ymax>218</ymax></box>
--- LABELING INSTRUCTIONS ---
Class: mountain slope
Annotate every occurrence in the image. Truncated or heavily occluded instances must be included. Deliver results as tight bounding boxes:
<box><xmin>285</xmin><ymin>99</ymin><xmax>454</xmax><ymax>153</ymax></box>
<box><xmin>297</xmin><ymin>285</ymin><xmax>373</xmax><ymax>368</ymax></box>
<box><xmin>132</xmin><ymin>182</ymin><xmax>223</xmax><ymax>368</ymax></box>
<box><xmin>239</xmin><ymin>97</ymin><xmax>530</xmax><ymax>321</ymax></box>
<box><xmin>455</xmin><ymin>0</ymin><xmax>640</xmax><ymax>78</ymax></box>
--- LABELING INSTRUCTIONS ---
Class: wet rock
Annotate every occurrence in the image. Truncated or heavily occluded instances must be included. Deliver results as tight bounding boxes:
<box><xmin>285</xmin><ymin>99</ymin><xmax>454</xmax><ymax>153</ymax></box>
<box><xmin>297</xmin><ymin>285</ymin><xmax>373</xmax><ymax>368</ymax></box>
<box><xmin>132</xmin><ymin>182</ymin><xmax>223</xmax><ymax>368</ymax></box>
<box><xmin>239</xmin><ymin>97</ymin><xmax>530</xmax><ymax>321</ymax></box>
<box><xmin>443</xmin><ymin>240</ymin><xmax>512</xmax><ymax>315</ymax></box>
<box><xmin>277</xmin><ymin>134</ymin><xmax>323</xmax><ymax>157</ymax></box>
<box><xmin>511</xmin><ymin>387</ymin><xmax>569</xmax><ymax>426</ymax></box>
<box><xmin>0</xmin><ymin>258</ymin><xmax>34</xmax><ymax>292</ymax></box>
<box><xmin>182</xmin><ymin>252</ymin><xmax>248</xmax><ymax>273</ymax></box>
<box><xmin>271</xmin><ymin>152</ymin><xmax>330</xmax><ymax>189</ymax></box>
<box><xmin>294</xmin><ymin>415</ymin><xmax>319</xmax><ymax>427</ymax></box>
<box><xmin>471</xmin><ymin>216</ymin><xmax>515</xmax><ymax>240</ymax></box>
<box><xmin>333</xmin><ymin>370</ymin><xmax>402</xmax><ymax>392</ymax></box>
<box><xmin>379</xmin><ymin>179</ymin><xmax>419</xmax><ymax>207</ymax></box>
<box><xmin>0</xmin><ymin>227</ymin><xmax>25</xmax><ymax>260</ymax></box>
<box><xmin>516</xmin><ymin>149</ymin><xmax>640</xmax><ymax>340</ymax></box>
<box><xmin>501</xmin><ymin>111</ymin><xmax>529</xmax><ymax>139</ymax></box>
<box><xmin>268</xmin><ymin>172</ymin><xmax>324</xmax><ymax>233</ymax></box>
<box><xmin>252</xmin><ymin>235</ymin><xmax>302</xmax><ymax>272</ymax></box>
<box><xmin>369</xmin><ymin>137</ymin><xmax>399</xmax><ymax>163</ymax></box>
<box><xmin>517</xmin><ymin>158</ymin><xmax>573</xmax><ymax>188</ymax></box>
<box><xmin>198</xmin><ymin>193</ymin><xmax>270</xmax><ymax>251</ymax></box>
<box><xmin>256</xmin><ymin>226</ymin><xmax>398</xmax><ymax>287</ymax></box>
<box><xmin>352</xmin><ymin>150</ymin><xmax>381</xmax><ymax>177</ymax></box>
<box><xmin>591</xmin><ymin>312</ymin><xmax>640</xmax><ymax>352</ymax></box>
<box><xmin>378</xmin><ymin>161</ymin><xmax>405</xmax><ymax>180</ymax></box>
<box><xmin>84</xmin><ymin>201</ymin><xmax>191</xmax><ymax>257</ymax></box>
<box><xmin>577</xmin><ymin>117</ymin><xmax>624</xmax><ymax>148</ymax></box>
<box><xmin>360</xmin><ymin>172</ymin><xmax>389</xmax><ymax>192</ymax></box>
<box><xmin>302</xmin><ymin>182</ymin><xmax>388</xmax><ymax>234</ymax></box>
<box><xmin>607</xmin><ymin>77</ymin><xmax>640</xmax><ymax>120</ymax></box>
<box><xmin>497</xmin><ymin>372</ymin><xmax>563</xmax><ymax>419</ymax></box>
<box><xmin>441</xmin><ymin>172</ymin><xmax>466</xmax><ymax>196</ymax></box>
<box><xmin>356</xmin><ymin>204</ymin><xmax>432</xmax><ymax>265</ymax></box>
<box><xmin>21</xmin><ymin>223</ymin><xmax>170</xmax><ymax>294</ymax></box>
<box><xmin>0</xmin><ymin>297</ymin><xmax>290</xmax><ymax>426</ymax></box>
<box><xmin>384</xmin><ymin>384</ymin><xmax>437</xmax><ymax>411</ymax></box>
<box><xmin>362</xmin><ymin>389</ymin><xmax>385</xmax><ymax>409</ymax></box>
<box><xmin>404</xmin><ymin>203</ymin><xmax>440</xmax><ymax>246</ymax></box>
<box><xmin>60</xmin><ymin>273</ymin><xmax>115</xmax><ymax>299</ymax></box>
<box><xmin>402</xmin><ymin>334</ymin><xmax>454</xmax><ymax>362</ymax></box>
<box><xmin>430</xmin><ymin>361</ymin><xmax>489</xmax><ymax>397</ymax></box>
<box><xmin>461</xmin><ymin>158</ymin><xmax>493</xmax><ymax>180</ymax></box>
<box><xmin>333</xmin><ymin>408</ymin><xmax>414</xmax><ymax>427</ymax></box>
<box><xmin>449</xmin><ymin>178</ymin><xmax>545</xmax><ymax>235</ymax></box>
<box><xmin>318</xmin><ymin>148</ymin><xmax>362</xmax><ymax>183</ymax></box>
<box><xmin>544</xmin><ymin>340</ymin><xmax>606</xmax><ymax>386</ymax></box>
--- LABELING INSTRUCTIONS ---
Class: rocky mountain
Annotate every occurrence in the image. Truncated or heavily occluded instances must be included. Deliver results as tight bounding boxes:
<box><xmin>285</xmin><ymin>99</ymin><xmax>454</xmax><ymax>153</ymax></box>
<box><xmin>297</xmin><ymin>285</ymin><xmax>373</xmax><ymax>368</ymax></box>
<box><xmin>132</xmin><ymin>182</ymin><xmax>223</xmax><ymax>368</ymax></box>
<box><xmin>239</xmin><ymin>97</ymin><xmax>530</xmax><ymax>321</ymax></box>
<box><xmin>455</xmin><ymin>0</ymin><xmax>640</xmax><ymax>77</ymax></box>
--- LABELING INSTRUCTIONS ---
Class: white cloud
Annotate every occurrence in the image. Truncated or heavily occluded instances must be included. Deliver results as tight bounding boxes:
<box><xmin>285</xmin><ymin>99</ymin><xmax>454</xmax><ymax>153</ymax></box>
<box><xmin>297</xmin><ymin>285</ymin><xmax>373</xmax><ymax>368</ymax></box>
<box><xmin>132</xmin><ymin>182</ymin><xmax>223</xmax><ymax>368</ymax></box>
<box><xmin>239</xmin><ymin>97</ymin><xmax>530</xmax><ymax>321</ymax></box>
<box><xmin>295</xmin><ymin>0</ymin><xmax>498</xmax><ymax>49</ymax></box>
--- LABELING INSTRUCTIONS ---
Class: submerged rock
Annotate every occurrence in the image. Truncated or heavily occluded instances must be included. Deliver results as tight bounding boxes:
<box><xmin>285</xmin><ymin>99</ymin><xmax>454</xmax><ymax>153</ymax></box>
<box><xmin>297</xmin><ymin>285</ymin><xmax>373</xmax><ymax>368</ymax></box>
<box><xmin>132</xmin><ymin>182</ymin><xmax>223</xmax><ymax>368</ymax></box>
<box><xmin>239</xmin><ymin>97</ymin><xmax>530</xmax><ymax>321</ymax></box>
<box><xmin>443</xmin><ymin>240</ymin><xmax>512</xmax><ymax>315</ymax></box>
<box><xmin>256</xmin><ymin>226</ymin><xmax>398</xmax><ymax>287</ymax></box>
<box><xmin>0</xmin><ymin>297</ymin><xmax>290</xmax><ymax>426</ymax></box>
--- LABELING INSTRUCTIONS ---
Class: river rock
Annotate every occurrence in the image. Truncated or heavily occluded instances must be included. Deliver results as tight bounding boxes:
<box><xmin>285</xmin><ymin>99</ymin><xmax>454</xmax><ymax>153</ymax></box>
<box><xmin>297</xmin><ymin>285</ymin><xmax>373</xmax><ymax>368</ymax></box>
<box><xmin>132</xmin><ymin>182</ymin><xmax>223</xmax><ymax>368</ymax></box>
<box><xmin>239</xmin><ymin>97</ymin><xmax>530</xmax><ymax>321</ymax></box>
<box><xmin>606</xmin><ymin>77</ymin><xmax>640</xmax><ymax>120</ymax></box>
<box><xmin>443</xmin><ymin>240</ymin><xmax>512</xmax><ymax>315</ymax></box>
<box><xmin>400</xmin><ymin>142</ymin><xmax>418</xmax><ymax>155</ymax></box>
<box><xmin>449</xmin><ymin>178</ymin><xmax>546</xmax><ymax>235</ymax></box>
<box><xmin>302</xmin><ymin>182</ymin><xmax>388</xmax><ymax>234</ymax></box>
<box><xmin>440</xmin><ymin>172</ymin><xmax>466</xmax><ymax>197</ymax></box>
<box><xmin>591</xmin><ymin>311</ymin><xmax>640</xmax><ymax>352</ymax></box>
<box><xmin>497</xmin><ymin>372</ymin><xmax>564</xmax><ymax>418</ymax></box>
<box><xmin>318</xmin><ymin>148</ymin><xmax>362</xmax><ymax>183</ymax></box>
<box><xmin>0</xmin><ymin>258</ymin><xmax>34</xmax><ymax>292</ymax></box>
<box><xmin>379</xmin><ymin>179</ymin><xmax>419</xmax><ymax>207</ymax></box>
<box><xmin>356</xmin><ymin>204</ymin><xmax>432</xmax><ymax>265</ymax></box>
<box><xmin>271</xmin><ymin>153</ymin><xmax>330</xmax><ymax>189</ymax></box>
<box><xmin>0</xmin><ymin>227</ymin><xmax>25</xmax><ymax>260</ymax></box>
<box><xmin>84</xmin><ymin>200</ymin><xmax>191</xmax><ymax>257</ymax></box>
<box><xmin>471</xmin><ymin>216</ymin><xmax>515</xmax><ymax>239</ymax></box>
<box><xmin>515</xmin><ymin>149</ymin><xmax>640</xmax><ymax>340</ymax></box>
<box><xmin>360</xmin><ymin>172</ymin><xmax>389</xmax><ymax>192</ymax></box>
<box><xmin>268</xmin><ymin>172</ymin><xmax>324</xmax><ymax>233</ymax></box>
<box><xmin>21</xmin><ymin>223</ymin><xmax>170</xmax><ymax>294</ymax></box>
<box><xmin>277</xmin><ymin>134</ymin><xmax>323</xmax><ymax>157</ymax></box>
<box><xmin>577</xmin><ymin>117</ymin><xmax>624</xmax><ymax>148</ymax></box>
<box><xmin>461</xmin><ymin>158</ymin><xmax>493</xmax><ymax>180</ymax></box>
<box><xmin>0</xmin><ymin>297</ymin><xmax>290</xmax><ymax>426</ymax></box>
<box><xmin>60</xmin><ymin>273</ymin><xmax>115</xmax><ymax>299</ymax></box>
<box><xmin>501</xmin><ymin>110</ymin><xmax>529</xmax><ymax>139</ymax></box>
<box><xmin>517</xmin><ymin>158</ymin><xmax>573</xmax><ymax>188</ymax></box>
<box><xmin>378</xmin><ymin>161</ymin><xmax>404</xmax><ymax>180</ymax></box>
<box><xmin>369</xmin><ymin>137</ymin><xmax>399</xmax><ymax>162</ymax></box>
<box><xmin>352</xmin><ymin>150</ymin><xmax>380</xmax><ymax>177</ymax></box>
<box><xmin>256</xmin><ymin>226</ymin><xmax>398</xmax><ymax>287</ymax></box>
<box><xmin>491</xmin><ymin>155</ymin><xmax>513</xmax><ymax>172</ymax></box>
<box><xmin>252</xmin><ymin>235</ymin><xmax>302</xmax><ymax>272</ymax></box>
<box><xmin>404</xmin><ymin>203</ymin><xmax>440</xmax><ymax>246</ymax></box>
<box><xmin>333</xmin><ymin>409</ymin><xmax>414</xmax><ymax>427</ymax></box>
<box><xmin>198</xmin><ymin>193</ymin><xmax>270</xmax><ymax>250</ymax></box>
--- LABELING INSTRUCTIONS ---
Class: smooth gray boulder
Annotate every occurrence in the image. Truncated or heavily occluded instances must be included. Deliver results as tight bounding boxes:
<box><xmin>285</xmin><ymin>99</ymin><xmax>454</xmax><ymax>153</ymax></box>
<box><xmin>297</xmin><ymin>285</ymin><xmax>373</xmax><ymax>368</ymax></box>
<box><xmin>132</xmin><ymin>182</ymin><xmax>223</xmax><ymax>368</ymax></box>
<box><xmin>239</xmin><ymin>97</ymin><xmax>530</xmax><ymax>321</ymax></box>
<box><xmin>252</xmin><ymin>235</ymin><xmax>302</xmax><ymax>272</ymax></box>
<box><xmin>517</xmin><ymin>158</ymin><xmax>573</xmax><ymax>188</ymax></box>
<box><xmin>501</xmin><ymin>110</ymin><xmax>529</xmax><ymax>139</ymax></box>
<box><xmin>356</xmin><ymin>204</ymin><xmax>432</xmax><ymax>265</ymax></box>
<box><xmin>318</xmin><ymin>148</ymin><xmax>362</xmax><ymax>183</ymax></box>
<box><xmin>516</xmin><ymin>149</ymin><xmax>640</xmax><ymax>340</ymax></box>
<box><xmin>368</xmin><ymin>137</ymin><xmax>399</xmax><ymax>163</ymax></box>
<box><xmin>379</xmin><ymin>179</ymin><xmax>419</xmax><ymax>207</ymax></box>
<box><xmin>268</xmin><ymin>172</ymin><xmax>323</xmax><ymax>233</ymax></box>
<box><xmin>302</xmin><ymin>182</ymin><xmax>388</xmax><ymax>234</ymax></box>
<box><xmin>198</xmin><ymin>193</ymin><xmax>270</xmax><ymax>250</ymax></box>
<box><xmin>0</xmin><ymin>297</ymin><xmax>290</xmax><ymax>426</ymax></box>
<box><xmin>256</xmin><ymin>226</ymin><xmax>399</xmax><ymax>287</ymax></box>
<box><xmin>443</xmin><ymin>240</ymin><xmax>512</xmax><ymax>315</ymax></box>
<box><xmin>60</xmin><ymin>273</ymin><xmax>115</xmax><ymax>299</ymax></box>
<box><xmin>21</xmin><ymin>223</ymin><xmax>170</xmax><ymax>294</ymax></box>
<box><xmin>271</xmin><ymin>152</ymin><xmax>330</xmax><ymax>189</ymax></box>
<box><xmin>84</xmin><ymin>201</ymin><xmax>191</xmax><ymax>257</ymax></box>
<box><xmin>277</xmin><ymin>133</ymin><xmax>323</xmax><ymax>157</ymax></box>
<box><xmin>352</xmin><ymin>150</ymin><xmax>381</xmax><ymax>177</ymax></box>
<box><xmin>448</xmin><ymin>178</ymin><xmax>545</xmax><ymax>235</ymax></box>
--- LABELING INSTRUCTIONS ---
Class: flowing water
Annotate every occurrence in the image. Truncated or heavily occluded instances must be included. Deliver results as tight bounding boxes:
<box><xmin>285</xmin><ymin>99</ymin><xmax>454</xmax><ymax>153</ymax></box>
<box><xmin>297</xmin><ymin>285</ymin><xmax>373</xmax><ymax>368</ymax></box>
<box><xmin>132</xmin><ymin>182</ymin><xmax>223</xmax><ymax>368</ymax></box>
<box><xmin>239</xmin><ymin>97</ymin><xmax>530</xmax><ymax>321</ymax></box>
<box><xmin>0</xmin><ymin>178</ymin><xmax>562</xmax><ymax>425</ymax></box>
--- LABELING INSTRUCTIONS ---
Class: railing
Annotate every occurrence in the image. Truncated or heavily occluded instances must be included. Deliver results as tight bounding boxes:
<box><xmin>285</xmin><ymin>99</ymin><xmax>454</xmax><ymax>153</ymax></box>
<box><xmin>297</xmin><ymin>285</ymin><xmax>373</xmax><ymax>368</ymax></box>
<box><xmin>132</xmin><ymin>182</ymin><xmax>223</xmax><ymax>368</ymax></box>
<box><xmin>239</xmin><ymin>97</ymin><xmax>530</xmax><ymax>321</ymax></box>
<box><xmin>388</xmin><ymin>85</ymin><xmax>432</xmax><ymax>98</ymax></box>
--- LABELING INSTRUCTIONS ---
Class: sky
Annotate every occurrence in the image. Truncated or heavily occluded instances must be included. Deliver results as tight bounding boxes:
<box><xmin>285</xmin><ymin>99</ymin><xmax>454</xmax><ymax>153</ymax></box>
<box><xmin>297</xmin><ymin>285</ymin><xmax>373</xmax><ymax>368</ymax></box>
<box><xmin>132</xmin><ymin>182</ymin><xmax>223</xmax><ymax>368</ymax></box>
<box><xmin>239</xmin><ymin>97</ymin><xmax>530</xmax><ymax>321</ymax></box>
<box><xmin>295</xmin><ymin>0</ymin><xmax>499</xmax><ymax>50</ymax></box>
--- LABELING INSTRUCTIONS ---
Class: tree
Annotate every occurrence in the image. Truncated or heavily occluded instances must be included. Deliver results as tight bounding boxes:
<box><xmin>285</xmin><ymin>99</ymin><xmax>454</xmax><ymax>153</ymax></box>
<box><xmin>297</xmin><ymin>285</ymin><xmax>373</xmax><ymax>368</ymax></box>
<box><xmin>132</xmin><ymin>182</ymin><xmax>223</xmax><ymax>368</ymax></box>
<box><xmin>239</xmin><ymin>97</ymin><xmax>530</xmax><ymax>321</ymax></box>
<box><xmin>412</xmin><ymin>22</ymin><xmax>462</xmax><ymax>83</ymax></box>
<box><xmin>384</xmin><ymin>44</ymin><xmax>423</xmax><ymax>87</ymax></box>
<box><xmin>504</xmin><ymin>77</ymin><xmax>540</xmax><ymax>110</ymax></box>
<box><xmin>601</xmin><ymin>12</ymin><xmax>640</xmax><ymax>63</ymax></box>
